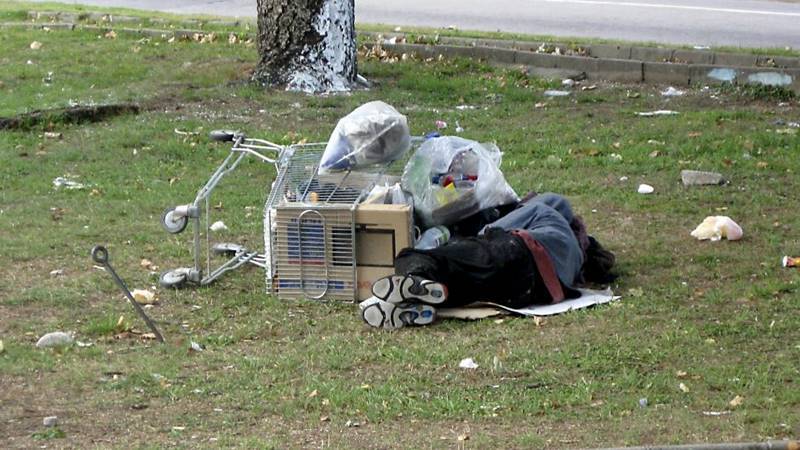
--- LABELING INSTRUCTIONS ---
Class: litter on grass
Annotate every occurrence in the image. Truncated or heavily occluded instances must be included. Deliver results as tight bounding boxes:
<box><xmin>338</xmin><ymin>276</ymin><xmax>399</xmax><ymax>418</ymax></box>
<box><xmin>691</xmin><ymin>216</ymin><xmax>743</xmax><ymax>241</ymax></box>
<box><xmin>661</xmin><ymin>86</ymin><xmax>685</xmax><ymax>97</ymax></box>
<box><xmin>636</xmin><ymin>110</ymin><xmax>679</xmax><ymax>117</ymax></box>
<box><xmin>459</xmin><ymin>358</ymin><xmax>479</xmax><ymax>369</ymax></box>
<box><xmin>637</xmin><ymin>184</ymin><xmax>654</xmax><ymax>194</ymax></box>
<box><xmin>544</xmin><ymin>90</ymin><xmax>571</xmax><ymax>97</ymax></box>
<box><xmin>132</xmin><ymin>289</ymin><xmax>157</xmax><ymax>305</ymax></box>
<box><xmin>53</xmin><ymin>176</ymin><xmax>90</xmax><ymax>190</ymax></box>
<box><xmin>209</xmin><ymin>221</ymin><xmax>228</xmax><ymax>232</ymax></box>
<box><xmin>781</xmin><ymin>256</ymin><xmax>799</xmax><ymax>268</ymax></box>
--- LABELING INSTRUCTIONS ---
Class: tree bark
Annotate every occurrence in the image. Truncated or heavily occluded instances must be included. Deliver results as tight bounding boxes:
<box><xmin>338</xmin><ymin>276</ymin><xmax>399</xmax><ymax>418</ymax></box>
<box><xmin>253</xmin><ymin>0</ymin><xmax>357</xmax><ymax>94</ymax></box>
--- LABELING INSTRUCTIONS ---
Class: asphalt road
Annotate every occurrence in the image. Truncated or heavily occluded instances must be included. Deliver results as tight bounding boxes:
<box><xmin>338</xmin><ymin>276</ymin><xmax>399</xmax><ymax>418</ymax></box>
<box><xmin>27</xmin><ymin>0</ymin><xmax>800</xmax><ymax>49</ymax></box>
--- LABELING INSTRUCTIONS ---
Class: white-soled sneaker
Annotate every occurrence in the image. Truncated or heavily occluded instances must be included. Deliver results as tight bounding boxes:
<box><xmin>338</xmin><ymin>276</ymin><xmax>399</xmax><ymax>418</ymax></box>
<box><xmin>359</xmin><ymin>296</ymin><xmax>437</xmax><ymax>329</ymax></box>
<box><xmin>371</xmin><ymin>275</ymin><xmax>448</xmax><ymax>305</ymax></box>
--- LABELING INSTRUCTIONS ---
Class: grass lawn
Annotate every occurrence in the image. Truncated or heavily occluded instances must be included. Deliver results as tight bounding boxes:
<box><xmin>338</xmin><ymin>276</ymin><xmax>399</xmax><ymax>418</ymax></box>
<box><xmin>1</xmin><ymin>3</ymin><xmax>800</xmax><ymax>449</ymax></box>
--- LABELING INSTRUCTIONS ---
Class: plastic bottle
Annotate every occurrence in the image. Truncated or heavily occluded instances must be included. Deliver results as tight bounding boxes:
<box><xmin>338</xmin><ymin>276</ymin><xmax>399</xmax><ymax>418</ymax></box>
<box><xmin>415</xmin><ymin>226</ymin><xmax>451</xmax><ymax>250</ymax></box>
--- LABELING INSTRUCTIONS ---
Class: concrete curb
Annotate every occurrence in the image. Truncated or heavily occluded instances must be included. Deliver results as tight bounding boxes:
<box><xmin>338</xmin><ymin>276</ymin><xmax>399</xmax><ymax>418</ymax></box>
<box><xmin>363</xmin><ymin>32</ymin><xmax>800</xmax><ymax>93</ymax></box>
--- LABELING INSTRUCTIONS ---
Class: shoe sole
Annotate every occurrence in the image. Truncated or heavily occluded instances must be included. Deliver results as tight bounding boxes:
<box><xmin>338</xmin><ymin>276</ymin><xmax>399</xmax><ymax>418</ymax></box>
<box><xmin>361</xmin><ymin>299</ymin><xmax>436</xmax><ymax>329</ymax></box>
<box><xmin>371</xmin><ymin>275</ymin><xmax>447</xmax><ymax>305</ymax></box>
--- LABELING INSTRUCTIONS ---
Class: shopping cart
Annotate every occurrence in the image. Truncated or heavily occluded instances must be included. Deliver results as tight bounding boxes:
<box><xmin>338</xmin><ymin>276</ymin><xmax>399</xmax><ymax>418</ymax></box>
<box><xmin>158</xmin><ymin>130</ymin><xmax>290</xmax><ymax>288</ymax></box>
<box><xmin>160</xmin><ymin>129</ymin><xmax>413</xmax><ymax>300</ymax></box>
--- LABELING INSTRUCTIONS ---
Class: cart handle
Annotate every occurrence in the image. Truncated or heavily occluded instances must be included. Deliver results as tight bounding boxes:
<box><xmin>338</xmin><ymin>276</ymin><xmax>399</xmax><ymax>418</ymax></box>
<box><xmin>209</xmin><ymin>130</ymin><xmax>241</xmax><ymax>142</ymax></box>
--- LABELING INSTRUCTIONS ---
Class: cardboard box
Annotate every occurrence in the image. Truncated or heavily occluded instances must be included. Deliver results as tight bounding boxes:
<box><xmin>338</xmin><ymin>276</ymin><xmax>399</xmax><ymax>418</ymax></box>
<box><xmin>354</xmin><ymin>204</ymin><xmax>413</xmax><ymax>300</ymax></box>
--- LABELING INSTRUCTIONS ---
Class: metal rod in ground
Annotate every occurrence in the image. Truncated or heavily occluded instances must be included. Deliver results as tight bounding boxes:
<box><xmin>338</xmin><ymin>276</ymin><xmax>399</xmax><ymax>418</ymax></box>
<box><xmin>91</xmin><ymin>246</ymin><xmax>166</xmax><ymax>343</ymax></box>
<box><xmin>590</xmin><ymin>440</ymin><xmax>800</xmax><ymax>450</ymax></box>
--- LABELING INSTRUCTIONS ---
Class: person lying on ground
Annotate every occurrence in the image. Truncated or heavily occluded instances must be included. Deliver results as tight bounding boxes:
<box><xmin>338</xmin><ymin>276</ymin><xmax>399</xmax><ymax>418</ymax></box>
<box><xmin>359</xmin><ymin>193</ymin><xmax>616</xmax><ymax>329</ymax></box>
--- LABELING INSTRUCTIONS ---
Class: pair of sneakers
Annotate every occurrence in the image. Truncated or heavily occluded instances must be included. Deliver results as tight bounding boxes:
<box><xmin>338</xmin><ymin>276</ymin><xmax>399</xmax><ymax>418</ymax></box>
<box><xmin>359</xmin><ymin>275</ymin><xmax>448</xmax><ymax>329</ymax></box>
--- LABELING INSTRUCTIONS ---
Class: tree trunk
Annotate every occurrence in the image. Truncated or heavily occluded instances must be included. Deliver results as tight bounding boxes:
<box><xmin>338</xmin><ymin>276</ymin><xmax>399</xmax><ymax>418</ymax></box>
<box><xmin>253</xmin><ymin>0</ymin><xmax>357</xmax><ymax>94</ymax></box>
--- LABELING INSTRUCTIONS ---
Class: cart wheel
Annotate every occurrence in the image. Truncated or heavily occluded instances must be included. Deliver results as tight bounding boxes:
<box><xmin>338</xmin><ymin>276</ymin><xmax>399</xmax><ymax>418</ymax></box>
<box><xmin>161</xmin><ymin>207</ymin><xmax>188</xmax><ymax>234</ymax></box>
<box><xmin>159</xmin><ymin>269</ymin><xmax>188</xmax><ymax>288</ymax></box>
<box><xmin>212</xmin><ymin>242</ymin><xmax>245</xmax><ymax>256</ymax></box>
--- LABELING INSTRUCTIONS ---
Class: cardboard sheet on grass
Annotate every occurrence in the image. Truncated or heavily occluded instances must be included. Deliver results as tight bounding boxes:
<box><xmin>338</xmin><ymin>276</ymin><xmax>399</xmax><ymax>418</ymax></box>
<box><xmin>438</xmin><ymin>288</ymin><xmax>620</xmax><ymax>320</ymax></box>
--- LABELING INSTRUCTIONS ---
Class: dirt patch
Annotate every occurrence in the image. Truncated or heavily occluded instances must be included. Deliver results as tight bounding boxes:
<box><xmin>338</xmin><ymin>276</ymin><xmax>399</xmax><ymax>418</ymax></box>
<box><xmin>0</xmin><ymin>104</ymin><xmax>140</xmax><ymax>131</ymax></box>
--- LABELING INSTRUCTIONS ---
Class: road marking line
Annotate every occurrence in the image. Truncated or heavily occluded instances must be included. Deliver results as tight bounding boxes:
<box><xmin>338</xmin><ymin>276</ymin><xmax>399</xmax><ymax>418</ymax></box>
<box><xmin>541</xmin><ymin>0</ymin><xmax>800</xmax><ymax>17</ymax></box>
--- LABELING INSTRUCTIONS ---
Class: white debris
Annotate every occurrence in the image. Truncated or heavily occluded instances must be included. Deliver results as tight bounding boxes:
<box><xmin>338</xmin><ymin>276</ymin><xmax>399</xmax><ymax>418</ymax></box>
<box><xmin>190</xmin><ymin>341</ymin><xmax>204</xmax><ymax>352</ymax></box>
<box><xmin>561</xmin><ymin>78</ymin><xmax>575</xmax><ymax>87</ymax></box>
<box><xmin>637</xmin><ymin>184</ymin><xmax>655</xmax><ymax>194</ymax></box>
<box><xmin>690</xmin><ymin>216</ymin><xmax>743</xmax><ymax>241</ymax></box>
<box><xmin>459</xmin><ymin>358</ymin><xmax>479</xmax><ymax>369</ymax></box>
<box><xmin>53</xmin><ymin>176</ymin><xmax>89</xmax><ymax>190</ymax></box>
<box><xmin>132</xmin><ymin>289</ymin><xmax>157</xmax><ymax>305</ymax></box>
<box><xmin>455</xmin><ymin>105</ymin><xmax>476</xmax><ymax>110</ymax></box>
<box><xmin>49</xmin><ymin>269</ymin><xmax>64</xmax><ymax>277</ymax></box>
<box><xmin>209</xmin><ymin>221</ymin><xmax>228</xmax><ymax>232</ymax></box>
<box><xmin>36</xmin><ymin>331</ymin><xmax>74</xmax><ymax>348</ymax></box>
<box><xmin>661</xmin><ymin>86</ymin><xmax>685</xmax><ymax>97</ymax></box>
<box><xmin>636</xmin><ymin>110</ymin><xmax>679</xmax><ymax>117</ymax></box>
<box><xmin>544</xmin><ymin>90</ymin><xmax>571</xmax><ymax>97</ymax></box>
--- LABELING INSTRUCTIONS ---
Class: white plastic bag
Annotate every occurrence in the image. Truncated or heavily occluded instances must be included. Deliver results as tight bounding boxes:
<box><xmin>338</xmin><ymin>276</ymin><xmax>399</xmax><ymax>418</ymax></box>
<box><xmin>319</xmin><ymin>101</ymin><xmax>411</xmax><ymax>174</ymax></box>
<box><xmin>691</xmin><ymin>216</ymin><xmax>743</xmax><ymax>241</ymax></box>
<box><xmin>401</xmin><ymin>136</ymin><xmax>518</xmax><ymax>227</ymax></box>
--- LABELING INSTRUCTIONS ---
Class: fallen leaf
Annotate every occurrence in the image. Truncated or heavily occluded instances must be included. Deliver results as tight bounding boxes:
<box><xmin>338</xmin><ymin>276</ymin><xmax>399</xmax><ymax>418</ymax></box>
<box><xmin>140</xmin><ymin>259</ymin><xmax>153</xmax><ymax>269</ymax></box>
<box><xmin>679</xmin><ymin>382</ymin><xmax>690</xmax><ymax>393</ymax></box>
<box><xmin>30</xmin><ymin>41</ymin><xmax>43</xmax><ymax>50</ymax></box>
<box><xmin>756</xmin><ymin>161</ymin><xmax>768</xmax><ymax>168</ymax></box>
<box><xmin>591</xmin><ymin>400</ymin><xmax>604</xmax><ymax>407</ymax></box>
<box><xmin>320</xmin><ymin>416</ymin><xmax>330</xmax><ymax>422</ymax></box>
<box><xmin>104</xmin><ymin>30</ymin><xmax>117</xmax><ymax>39</ymax></box>
<box><xmin>0</xmin><ymin>340</ymin><xmax>4</xmax><ymax>354</ymax></box>
<box><xmin>688</xmin><ymin>131</ymin><xmax>702</xmax><ymax>138</ymax></box>
<box><xmin>360</xmin><ymin>384</ymin><xmax>371</xmax><ymax>390</ymax></box>
<box><xmin>140</xmin><ymin>333</ymin><xmax>157</xmax><ymax>340</ymax></box>
<box><xmin>308</xmin><ymin>389</ymin><xmax>318</xmax><ymax>398</ymax></box>
<box><xmin>729</xmin><ymin>395</ymin><xmax>744</xmax><ymax>407</ymax></box>
<box><xmin>676</xmin><ymin>370</ymin><xmax>688</xmax><ymax>378</ymax></box>
<box><xmin>457</xmin><ymin>434</ymin><xmax>469</xmax><ymax>441</ymax></box>
<box><xmin>649</xmin><ymin>150</ymin><xmax>661</xmax><ymax>158</ymax></box>
<box><xmin>533</xmin><ymin>316</ymin><xmax>545</xmax><ymax>327</ymax></box>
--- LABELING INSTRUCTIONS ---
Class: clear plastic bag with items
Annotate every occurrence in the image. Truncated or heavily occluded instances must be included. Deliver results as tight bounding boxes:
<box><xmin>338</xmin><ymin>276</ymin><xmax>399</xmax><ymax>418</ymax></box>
<box><xmin>319</xmin><ymin>101</ymin><xmax>411</xmax><ymax>174</ymax></box>
<box><xmin>401</xmin><ymin>136</ymin><xmax>518</xmax><ymax>228</ymax></box>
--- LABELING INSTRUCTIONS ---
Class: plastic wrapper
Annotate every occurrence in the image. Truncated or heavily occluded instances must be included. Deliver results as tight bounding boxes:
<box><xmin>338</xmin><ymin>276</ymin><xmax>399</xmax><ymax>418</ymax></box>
<box><xmin>362</xmin><ymin>183</ymin><xmax>412</xmax><ymax>205</ymax></box>
<box><xmin>401</xmin><ymin>136</ymin><xmax>518</xmax><ymax>227</ymax></box>
<box><xmin>319</xmin><ymin>101</ymin><xmax>411</xmax><ymax>174</ymax></box>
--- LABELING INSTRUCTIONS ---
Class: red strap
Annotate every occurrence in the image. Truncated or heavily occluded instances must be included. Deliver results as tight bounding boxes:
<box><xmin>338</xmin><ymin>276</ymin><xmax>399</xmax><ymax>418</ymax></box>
<box><xmin>511</xmin><ymin>230</ymin><xmax>565</xmax><ymax>304</ymax></box>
